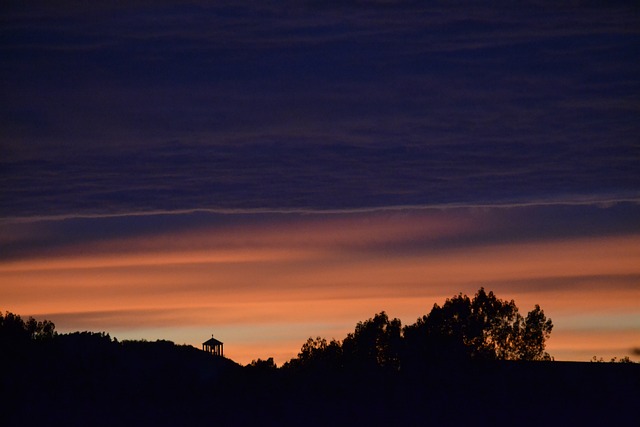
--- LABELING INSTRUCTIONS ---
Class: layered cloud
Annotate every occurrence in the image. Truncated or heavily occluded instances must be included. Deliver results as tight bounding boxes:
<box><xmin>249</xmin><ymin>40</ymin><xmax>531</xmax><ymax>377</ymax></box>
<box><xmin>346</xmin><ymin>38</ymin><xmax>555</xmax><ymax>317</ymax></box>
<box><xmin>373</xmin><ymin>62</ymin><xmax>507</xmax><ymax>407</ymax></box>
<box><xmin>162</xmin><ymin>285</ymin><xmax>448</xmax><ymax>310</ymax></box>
<box><xmin>2</xmin><ymin>1</ymin><xmax>638</xmax><ymax>364</ymax></box>
<box><xmin>2</xmin><ymin>2</ymin><xmax>639</xmax><ymax>218</ymax></box>
<box><xmin>2</xmin><ymin>204</ymin><xmax>638</xmax><ymax>364</ymax></box>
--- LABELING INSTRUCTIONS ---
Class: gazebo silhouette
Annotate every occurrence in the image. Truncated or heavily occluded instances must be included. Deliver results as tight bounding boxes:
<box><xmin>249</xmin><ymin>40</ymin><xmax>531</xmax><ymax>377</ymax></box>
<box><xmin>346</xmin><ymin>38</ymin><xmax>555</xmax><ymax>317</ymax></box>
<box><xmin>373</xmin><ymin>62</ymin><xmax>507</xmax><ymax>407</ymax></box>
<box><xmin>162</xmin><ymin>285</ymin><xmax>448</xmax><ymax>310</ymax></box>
<box><xmin>202</xmin><ymin>335</ymin><xmax>223</xmax><ymax>356</ymax></box>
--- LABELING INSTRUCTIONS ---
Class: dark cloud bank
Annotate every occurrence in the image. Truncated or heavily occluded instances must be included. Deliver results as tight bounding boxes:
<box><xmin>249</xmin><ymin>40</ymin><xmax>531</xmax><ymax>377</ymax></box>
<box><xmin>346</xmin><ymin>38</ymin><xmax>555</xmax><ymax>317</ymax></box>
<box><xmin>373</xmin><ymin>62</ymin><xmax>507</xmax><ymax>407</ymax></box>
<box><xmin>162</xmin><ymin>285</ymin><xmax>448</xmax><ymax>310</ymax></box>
<box><xmin>1</xmin><ymin>1</ymin><xmax>639</xmax><ymax>218</ymax></box>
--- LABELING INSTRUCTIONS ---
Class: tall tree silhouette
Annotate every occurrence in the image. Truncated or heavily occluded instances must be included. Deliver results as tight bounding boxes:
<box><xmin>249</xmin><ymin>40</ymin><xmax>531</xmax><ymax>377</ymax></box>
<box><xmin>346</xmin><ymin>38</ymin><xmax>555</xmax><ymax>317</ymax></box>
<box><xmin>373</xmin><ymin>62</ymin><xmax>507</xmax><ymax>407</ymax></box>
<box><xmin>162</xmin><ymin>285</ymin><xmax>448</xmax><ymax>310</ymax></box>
<box><xmin>403</xmin><ymin>288</ymin><xmax>553</xmax><ymax>362</ymax></box>
<box><xmin>342</xmin><ymin>311</ymin><xmax>402</xmax><ymax>370</ymax></box>
<box><xmin>517</xmin><ymin>304</ymin><xmax>554</xmax><ymax>360</ymax></box>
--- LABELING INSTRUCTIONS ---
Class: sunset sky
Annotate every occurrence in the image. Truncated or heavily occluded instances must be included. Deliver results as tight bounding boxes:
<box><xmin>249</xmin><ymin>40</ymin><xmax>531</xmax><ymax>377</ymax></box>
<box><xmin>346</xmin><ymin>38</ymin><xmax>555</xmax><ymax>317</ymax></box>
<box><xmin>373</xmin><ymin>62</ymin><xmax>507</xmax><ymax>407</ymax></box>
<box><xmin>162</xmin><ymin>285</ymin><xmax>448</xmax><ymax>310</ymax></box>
<box><xmin>1</xmin><ymin>1</ymin><xmax>639</xmax><ymax>365</ymax></box>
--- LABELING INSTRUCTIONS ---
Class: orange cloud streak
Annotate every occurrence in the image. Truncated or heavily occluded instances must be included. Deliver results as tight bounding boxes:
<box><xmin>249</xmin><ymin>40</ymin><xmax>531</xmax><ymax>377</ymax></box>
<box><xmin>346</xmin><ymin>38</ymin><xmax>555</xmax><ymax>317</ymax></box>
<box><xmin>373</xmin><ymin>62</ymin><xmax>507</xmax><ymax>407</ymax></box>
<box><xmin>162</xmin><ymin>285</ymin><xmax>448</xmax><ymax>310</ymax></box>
<box><xmin>1</xmin><ymin>212</ymin><xmax>638</xmax><ymax>365</ymax></box>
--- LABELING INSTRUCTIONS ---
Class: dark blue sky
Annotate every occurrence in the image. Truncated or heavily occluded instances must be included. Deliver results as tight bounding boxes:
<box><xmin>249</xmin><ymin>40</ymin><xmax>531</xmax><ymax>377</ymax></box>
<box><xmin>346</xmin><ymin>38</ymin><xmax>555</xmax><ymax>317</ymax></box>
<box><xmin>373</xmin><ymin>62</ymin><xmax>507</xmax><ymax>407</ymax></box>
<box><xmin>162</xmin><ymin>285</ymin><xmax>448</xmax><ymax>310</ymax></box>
<box><xmin>2</xmin><ymin>1</ymin><xmax>640</xmax><ymax>364</ymax></box>
<box><xmin>2</xmin><ymin>1</ymin><xmax>639</xmax><ymax>218</ymax></box>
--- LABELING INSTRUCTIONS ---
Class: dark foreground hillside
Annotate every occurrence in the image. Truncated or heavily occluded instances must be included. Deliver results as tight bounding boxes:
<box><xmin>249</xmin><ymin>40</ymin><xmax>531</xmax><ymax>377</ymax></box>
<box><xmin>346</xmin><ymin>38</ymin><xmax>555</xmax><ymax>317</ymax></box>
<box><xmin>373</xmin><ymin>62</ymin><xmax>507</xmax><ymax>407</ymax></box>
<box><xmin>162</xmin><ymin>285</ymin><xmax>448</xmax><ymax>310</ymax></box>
<box><xmin>2</xmin><ymin>335</ymin><xmax>638</xmax><ymax>427</ymax></box>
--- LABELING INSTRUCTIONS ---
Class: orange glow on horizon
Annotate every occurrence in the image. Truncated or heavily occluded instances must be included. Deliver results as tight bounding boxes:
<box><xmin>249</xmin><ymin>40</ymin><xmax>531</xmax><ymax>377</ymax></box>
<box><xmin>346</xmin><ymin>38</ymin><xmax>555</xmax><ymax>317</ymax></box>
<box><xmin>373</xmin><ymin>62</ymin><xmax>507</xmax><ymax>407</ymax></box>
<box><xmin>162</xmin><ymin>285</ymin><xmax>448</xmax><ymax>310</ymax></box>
<box><xmin>1</xmin><ymin>212</ymin><xmax>639</xmax><ymax>365</ymax></box>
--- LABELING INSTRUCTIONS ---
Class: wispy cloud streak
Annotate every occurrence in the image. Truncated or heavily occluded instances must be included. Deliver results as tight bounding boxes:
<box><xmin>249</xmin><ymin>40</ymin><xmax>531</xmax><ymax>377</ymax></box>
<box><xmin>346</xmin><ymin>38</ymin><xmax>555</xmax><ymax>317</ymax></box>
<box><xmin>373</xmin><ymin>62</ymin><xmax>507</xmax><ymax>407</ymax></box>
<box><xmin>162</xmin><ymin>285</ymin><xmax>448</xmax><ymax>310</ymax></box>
<box><xmin>2</xmin><ymin>205</ymin><xmax>638</xmax><ymax>364</ymax></box>
<box><xmin>2</xmin><ymin>2</ymin><xmax>639</xmax><ymax>217</ymax></box>
<box><xmin>1</xmin><ymin>1</ymin><xmax>638</xmax><ymax>364</ymax></box>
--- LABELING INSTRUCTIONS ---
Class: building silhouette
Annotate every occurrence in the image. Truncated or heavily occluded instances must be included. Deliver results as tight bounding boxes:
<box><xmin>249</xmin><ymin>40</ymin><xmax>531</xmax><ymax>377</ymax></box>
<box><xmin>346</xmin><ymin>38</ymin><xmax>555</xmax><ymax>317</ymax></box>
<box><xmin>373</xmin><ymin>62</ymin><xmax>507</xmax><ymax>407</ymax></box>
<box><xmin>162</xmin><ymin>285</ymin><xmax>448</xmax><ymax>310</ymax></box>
<box><xmin>202</xmin><ymin>335</ymin><xmax>223</xmax><ymax>356</ymax></box>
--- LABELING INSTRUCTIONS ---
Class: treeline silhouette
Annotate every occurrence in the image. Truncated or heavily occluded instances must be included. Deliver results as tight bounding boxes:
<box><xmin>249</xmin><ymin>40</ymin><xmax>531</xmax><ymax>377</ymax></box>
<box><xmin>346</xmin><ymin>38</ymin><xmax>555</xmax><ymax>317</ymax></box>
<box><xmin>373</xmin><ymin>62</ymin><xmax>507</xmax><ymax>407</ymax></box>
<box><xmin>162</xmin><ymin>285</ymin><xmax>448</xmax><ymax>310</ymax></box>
<box><xmin>2</xmin><ymin>289</ymin><xmax>638</xmax><ymax>427</ymax></box>
<box><xmin>1</xmin><ymin>311</ymin><xmax>242</xmax><ymax>426</ymax></box>
<box><xmin>282</xmin><ymin>288</ymin><xmax>553</xmax><ymax>374</ymax></box>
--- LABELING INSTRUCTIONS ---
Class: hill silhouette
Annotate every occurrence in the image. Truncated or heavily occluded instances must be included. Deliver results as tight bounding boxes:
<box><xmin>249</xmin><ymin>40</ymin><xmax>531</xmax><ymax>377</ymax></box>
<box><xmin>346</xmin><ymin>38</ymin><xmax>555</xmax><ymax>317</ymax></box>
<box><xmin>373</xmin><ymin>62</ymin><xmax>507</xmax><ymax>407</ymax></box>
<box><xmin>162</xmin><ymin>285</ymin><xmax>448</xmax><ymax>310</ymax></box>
<box><xmin>2</xmin><ymin>289</ymin><xmax>638</xmax><ymax>426</ymax></box>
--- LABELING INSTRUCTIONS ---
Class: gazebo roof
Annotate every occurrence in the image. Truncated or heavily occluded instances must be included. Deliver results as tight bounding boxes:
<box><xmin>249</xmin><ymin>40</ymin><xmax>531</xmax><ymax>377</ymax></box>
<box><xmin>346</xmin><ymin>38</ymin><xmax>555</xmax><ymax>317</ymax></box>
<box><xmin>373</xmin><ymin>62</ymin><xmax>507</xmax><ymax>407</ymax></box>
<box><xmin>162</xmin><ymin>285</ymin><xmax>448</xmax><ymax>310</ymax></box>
<box><xmin>203</xmin><ymin>336</ymin><xmax>223</xmax><ymax>346</ymax></box>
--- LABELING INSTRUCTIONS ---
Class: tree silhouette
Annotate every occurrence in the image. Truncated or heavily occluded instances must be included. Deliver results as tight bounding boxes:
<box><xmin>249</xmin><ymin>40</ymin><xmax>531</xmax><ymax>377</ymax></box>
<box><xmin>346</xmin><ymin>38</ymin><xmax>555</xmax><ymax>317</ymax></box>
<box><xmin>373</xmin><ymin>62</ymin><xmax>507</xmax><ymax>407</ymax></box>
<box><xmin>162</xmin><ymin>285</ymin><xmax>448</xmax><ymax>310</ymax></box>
<box><xmin>403</xmin><ymin>294</ymin><xmax>473</xmax><ymax>363</ymax></box>
<box><xmin>342</xmin><ymin>311</ymin><xmax>402</xmax><ymax>370</ymax></box>
<box><xmin>0</xmin><ymin>311</ymin><xmax>56</xmax><ymax>356</ymax></box>
<box><xmin>518</xmin><ymin>304</ymin><xmax>554</xmax><ymax>360</ymax></box>
<box><xmin>403</xmin><ymin>288</ymin><xmax>553</xmax><ymax>362</ymax></box>
<box><xmin>25</xmin><ymin>316</ymin><xmax>56</xmax><ymax>341</ymax></box>
<box><xmin>286</xmin><ymin>288</ymin><xmax>554</xmax><ymax>371</ymax></box>
<box><xmin>247</xmin><ymin>357</ymin><xmax>278</xmax><ymax>370</ymax></box>
<box><xmin>284</xmin><ymin>336</ymin><xmax>343</xmax><ymax>371</ymax></box>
